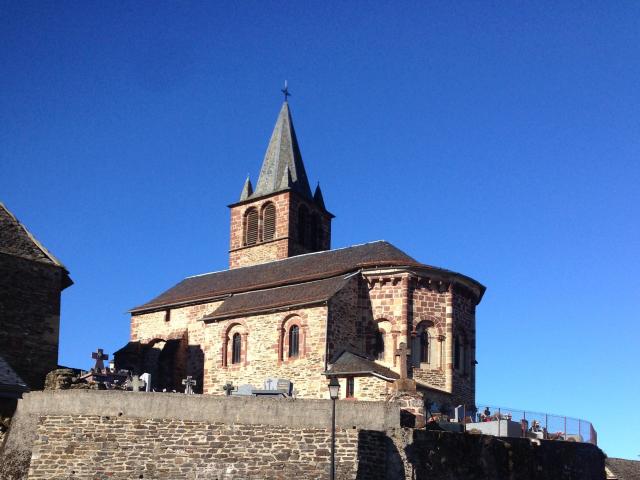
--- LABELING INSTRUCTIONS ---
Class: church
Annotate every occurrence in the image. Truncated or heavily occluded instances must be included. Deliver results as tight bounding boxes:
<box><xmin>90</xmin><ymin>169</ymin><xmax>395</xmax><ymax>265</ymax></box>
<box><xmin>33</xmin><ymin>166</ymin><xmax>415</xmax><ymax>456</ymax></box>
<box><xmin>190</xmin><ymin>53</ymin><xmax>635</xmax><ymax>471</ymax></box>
<box><xmin>115</xmin><ymin>99</ymin><xmax>485</xmax><ymax>408</ymax></box>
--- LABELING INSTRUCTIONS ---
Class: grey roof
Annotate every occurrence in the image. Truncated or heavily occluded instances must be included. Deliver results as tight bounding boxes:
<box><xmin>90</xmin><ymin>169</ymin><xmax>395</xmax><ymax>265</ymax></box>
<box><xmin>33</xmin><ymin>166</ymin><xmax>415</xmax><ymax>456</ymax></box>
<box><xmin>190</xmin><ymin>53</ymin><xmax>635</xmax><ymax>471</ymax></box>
<box><xmin>252</xmin><ymin>102</ymin><xmax>312</xmax><ymax>200</ymax></box>
<box><xmin>0</xmin><ymin>355</ymin><xmax>29</xmax><ymax>395</ymax></box>
<box><xmin>239</xmin><ymin>176</ymin><xmax>253</xmax><ymax>201</ymax></box>
<box><xmin>325</xmin><ymin>350</ymin><xmax>400</xmax><ymax>381</ymax></box>
<box><xmin>313</xmin><ymin>183</ymin><xmax>326</xmax><ymax>210</ymax></box>
<box><xmin>0</xmin><ymin>202</ymin><xmax>66</xmax><ymax>268</ymax></box>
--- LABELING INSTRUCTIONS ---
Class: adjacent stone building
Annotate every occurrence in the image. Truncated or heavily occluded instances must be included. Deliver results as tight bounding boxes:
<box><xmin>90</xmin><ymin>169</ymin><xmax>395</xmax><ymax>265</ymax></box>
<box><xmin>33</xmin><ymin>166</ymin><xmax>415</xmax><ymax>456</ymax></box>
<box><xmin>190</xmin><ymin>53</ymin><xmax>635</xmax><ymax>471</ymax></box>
<box><xmin>116</xmin><ymin>101</ymin><xmax>485</xmax><ymax>408</ymax></box>
<box><xmin>0</xmin><ymin>203</ymin><xmax>72</xmax><ymax>391</ymax></box>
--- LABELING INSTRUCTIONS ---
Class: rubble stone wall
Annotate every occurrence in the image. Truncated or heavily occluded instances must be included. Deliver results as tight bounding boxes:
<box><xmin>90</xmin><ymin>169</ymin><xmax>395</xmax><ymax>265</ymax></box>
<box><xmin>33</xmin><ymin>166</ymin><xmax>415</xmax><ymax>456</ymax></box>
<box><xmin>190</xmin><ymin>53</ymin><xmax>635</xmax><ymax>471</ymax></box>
<box><xmin>202</xmin><ymin>305</ymin><xmax>330</xmax><ymax>397</ymax></box>
<box><xmin>0</xmin><ymin>253</ymin><xmax>65</xmax><ymax>390</ymax></box>
<box><xmin>5</xmin><ymin>391</ymin><xmax>605</xmax><ymax>480</ymax></box>
<box><xmin>28</xmin><ymin>415</ymin><xmax>385</xmax><ymax>480</ymax></box>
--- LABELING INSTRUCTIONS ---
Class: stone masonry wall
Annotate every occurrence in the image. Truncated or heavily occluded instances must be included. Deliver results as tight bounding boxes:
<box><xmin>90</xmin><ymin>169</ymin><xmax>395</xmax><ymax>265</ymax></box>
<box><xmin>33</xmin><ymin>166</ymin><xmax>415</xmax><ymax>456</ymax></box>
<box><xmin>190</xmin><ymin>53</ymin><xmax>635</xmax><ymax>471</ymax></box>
<box><xmin>7</xmin><ymin>391</ymin><xmax>398</xmax><ymax>480</ymax></box>
<box><xmin>411</xmin><ymin>282</ymin><xmax>449</xmax><ymax>391</ymax></box>
<box><xmin>228</xmin><ymin>190</ymin><xmax>331</xmax><ymax>269</ymax></box>
<box><xmin>7</xmin><ymin>391</ymin><xmax>605</xmax><ymax>480</ymax></box>
<box><xmin>28</xmin><ymin>415</ymin><xmax>384</xmax><ymax>480</ymax></box>
<box><xmin>125</xmin><ymin>301</ymin><xmax>221</xmax><ymax>391</ymax></box>
<box><xmin>0</xmin><ymin>253</ymin><xmax>65</xmax><ymax>390</ymax></box>
<box><xmin>228</xmin><ymin>192</ymin><xmax>292</xmax><ymax>268</ymax></box>
<box><xmin>202</xmin><ymin>305</ymin><xmax>330</xmax><ymax>397</ymax></box>
<box><xmin>451</xmin><ymin>289</ymin><xmax>476</xmax><ymax>407</ymax></box>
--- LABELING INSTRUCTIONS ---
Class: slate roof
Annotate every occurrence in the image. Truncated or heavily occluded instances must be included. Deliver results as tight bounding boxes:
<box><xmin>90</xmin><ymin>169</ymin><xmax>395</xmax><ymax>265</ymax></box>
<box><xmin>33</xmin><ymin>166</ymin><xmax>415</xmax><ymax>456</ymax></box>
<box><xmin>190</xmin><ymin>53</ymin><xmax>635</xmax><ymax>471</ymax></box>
<box><xmin>131</xmin><ymin>241</ymin><xmax>485</xmax><ymax>313</ymax></box>
<box><xmin>0</xmin><ymin>355</ymin><xmax>29</xmax><ymax>396</ymax></box>
<box><xmin>251</xmin><ymin>101</ymin><xmax>313</xmax><ymax>200</ymax></box>
<box><xmin>606</xmin><ymin>458</ymin><xmax>640</xmax><ymax>480</ymax></box>
<box><xmin>324</xmin><ymin>350</ymin><xmax>400</xmax><ymax>381</ymax></box>
<box><xmin>0</xmin><ymin>202</ymin><xmax>65</xmax><ymax>266</ymax></box>
<box><xmin>203</xmin><ymin>274</ymin><xmax>353</xmax><ymax>321</ymax></box>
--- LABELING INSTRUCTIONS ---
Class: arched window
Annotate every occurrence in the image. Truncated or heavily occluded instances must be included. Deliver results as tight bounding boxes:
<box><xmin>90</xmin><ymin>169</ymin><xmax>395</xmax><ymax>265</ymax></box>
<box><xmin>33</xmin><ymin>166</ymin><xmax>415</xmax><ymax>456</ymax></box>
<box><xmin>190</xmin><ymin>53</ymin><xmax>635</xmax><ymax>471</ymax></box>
<box><xmin>244</xmin><ymin>208</ymin><xmax>258</xmax><ymax>246</ymax></box>
<box><xmin>413</xmin><ymin>323</ymin><xmax>431</xmax><ymax>366</ymax></box>
<box><xmin>297</xmin><ymin>205</ymin><xmax>308</xmax><ymax>246</ymax></box>
<box><xmin>288</xmin><ymin>325</ymin><xmax>299</xmax><ymax>358</ymax></box>
<box><xmin>375</xmin><ymin>330</ymin><xmax>385</xmax><ymax>360</ymax></box>
<box><xmin>420</xmin><ymin>329</ymin><xmax>429</xmax><ymax>363</ymax></box>
<box><xmin>262</xmin><ymin>203</ymin><xmax>276</xmax><ymax>242</ymax></box>
<box><xmin>232</xmin><ymin>333</ymin><xmax>242</xmax><ymax>364</ymax></box>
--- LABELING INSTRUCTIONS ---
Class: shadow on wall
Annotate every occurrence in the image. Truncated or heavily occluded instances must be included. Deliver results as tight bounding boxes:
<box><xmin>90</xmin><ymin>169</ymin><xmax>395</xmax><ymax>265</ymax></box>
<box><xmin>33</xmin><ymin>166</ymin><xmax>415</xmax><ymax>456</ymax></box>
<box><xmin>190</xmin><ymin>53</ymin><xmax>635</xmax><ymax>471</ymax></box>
<box><xmin>404</xmin><ymin>429</ymin><xmax>606</xmax><ymax>480</ymax></box>
<box><xmin>114</xmin><ymin>341</ymin><xmax>204</xmax><ymax>394</ymax></box>
<box><xmin>355</xmin><ymin>430</ymin><xmax>405</xmax><ymax>480</ymax></box>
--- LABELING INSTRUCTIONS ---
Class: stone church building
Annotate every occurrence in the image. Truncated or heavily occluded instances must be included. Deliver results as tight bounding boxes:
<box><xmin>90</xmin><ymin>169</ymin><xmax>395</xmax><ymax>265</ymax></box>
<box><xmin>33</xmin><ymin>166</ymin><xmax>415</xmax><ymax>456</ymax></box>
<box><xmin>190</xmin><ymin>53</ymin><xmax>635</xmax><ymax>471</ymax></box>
<box><xmin>116</xmin><ymin>101</ymin><xmax>485</xmax><ymax>408</ymax></box>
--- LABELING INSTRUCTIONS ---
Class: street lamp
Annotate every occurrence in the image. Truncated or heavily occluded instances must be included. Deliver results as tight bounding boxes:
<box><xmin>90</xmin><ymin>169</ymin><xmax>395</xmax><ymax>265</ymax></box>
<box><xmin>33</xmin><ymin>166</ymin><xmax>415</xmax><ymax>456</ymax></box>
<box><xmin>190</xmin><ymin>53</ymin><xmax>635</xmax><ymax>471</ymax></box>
<box><xmin>328</xmin><ymin>377</ymin><xmax>340</xmax><ymax>480</ymax></box>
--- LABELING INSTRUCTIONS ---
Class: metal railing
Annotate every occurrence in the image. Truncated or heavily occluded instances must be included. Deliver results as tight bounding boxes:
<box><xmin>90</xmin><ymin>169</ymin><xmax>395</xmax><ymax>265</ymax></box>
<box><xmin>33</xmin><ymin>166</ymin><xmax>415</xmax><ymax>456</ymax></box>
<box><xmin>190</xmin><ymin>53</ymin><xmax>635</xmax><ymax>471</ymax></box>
<box><xmin>458</xmin><ymin>404</ymin><xmax>597</xmax><ymax>445</ymax></box>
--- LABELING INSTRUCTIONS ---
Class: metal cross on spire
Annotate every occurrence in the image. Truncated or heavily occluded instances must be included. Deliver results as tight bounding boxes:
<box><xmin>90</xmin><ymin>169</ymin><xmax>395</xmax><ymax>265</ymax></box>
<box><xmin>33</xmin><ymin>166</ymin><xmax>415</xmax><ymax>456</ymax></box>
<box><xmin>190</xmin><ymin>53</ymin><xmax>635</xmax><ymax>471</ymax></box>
<box><xmin>281</xmin><ymin>80</ymin><xmax>291</xmax><ymax>102</ymax></box>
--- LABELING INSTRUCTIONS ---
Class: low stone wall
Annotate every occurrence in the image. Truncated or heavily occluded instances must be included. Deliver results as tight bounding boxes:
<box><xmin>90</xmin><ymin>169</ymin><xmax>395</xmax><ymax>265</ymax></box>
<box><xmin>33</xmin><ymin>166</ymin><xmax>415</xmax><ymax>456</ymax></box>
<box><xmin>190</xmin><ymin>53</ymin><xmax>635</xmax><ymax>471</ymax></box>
<box><xmin>4</xmin><ymin>391</ymin><xmax>398</xmax><ymax>480</ymax></box>
<box><xmin>29</xmin><ymin>415</ymin><xmax>385</xmax><ymax>479</ymax></box>
<box><xmin>2</xmin><ymin>391</ymin><xmax>605</xmax><ymax>480</ymax></box>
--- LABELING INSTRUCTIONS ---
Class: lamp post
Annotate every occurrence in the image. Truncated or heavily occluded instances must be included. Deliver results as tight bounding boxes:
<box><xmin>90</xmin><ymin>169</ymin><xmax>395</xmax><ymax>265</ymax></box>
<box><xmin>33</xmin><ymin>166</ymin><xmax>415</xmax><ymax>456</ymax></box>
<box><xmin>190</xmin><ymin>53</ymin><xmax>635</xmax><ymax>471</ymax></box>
<box><xmin>328</xmin><ymin>377</ymin><xmax>340</xmax><ymax>480</ymax></box>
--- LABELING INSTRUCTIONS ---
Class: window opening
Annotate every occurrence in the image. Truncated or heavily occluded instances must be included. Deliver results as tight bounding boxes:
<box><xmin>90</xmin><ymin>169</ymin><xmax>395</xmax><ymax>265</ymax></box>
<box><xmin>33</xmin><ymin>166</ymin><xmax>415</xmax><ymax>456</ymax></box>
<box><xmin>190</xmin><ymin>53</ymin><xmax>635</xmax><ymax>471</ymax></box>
<box><xmin>288</xmin><ymin>325</ymin><xmax>299</xmax><ymax>358</ymax></box>
<box><xmin>232</xmin><ymin>333</ymin><xmax>242</xmax><ymax>364</ymax></box>
<box><xmin>262</xmin><ymin>203</ymin><xmax>276</xmax><ymax>241</ymax></box>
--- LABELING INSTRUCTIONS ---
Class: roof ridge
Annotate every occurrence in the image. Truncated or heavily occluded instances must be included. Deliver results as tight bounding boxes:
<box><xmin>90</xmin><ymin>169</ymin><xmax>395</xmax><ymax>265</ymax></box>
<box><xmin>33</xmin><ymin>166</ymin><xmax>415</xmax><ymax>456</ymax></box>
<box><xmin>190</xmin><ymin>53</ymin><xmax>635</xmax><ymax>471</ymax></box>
<box><xmin>188</xmin><ymin>240</ymin><xmax>389</xmax><ymax>279</ymax></box>
<box><xmin>0</xmin><ymin>202</ymin><xmax>67</xmax><ymax>269</ymax></box>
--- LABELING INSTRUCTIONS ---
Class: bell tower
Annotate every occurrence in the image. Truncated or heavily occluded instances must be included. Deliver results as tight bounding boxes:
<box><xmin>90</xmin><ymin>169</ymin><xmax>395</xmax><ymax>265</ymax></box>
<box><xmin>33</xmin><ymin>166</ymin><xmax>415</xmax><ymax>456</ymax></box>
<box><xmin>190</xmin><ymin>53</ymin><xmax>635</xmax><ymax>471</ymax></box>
<box><xmin>228</xmin><ymin>100</ymin><xmax>333</xmax><ymax>269</ymax></box>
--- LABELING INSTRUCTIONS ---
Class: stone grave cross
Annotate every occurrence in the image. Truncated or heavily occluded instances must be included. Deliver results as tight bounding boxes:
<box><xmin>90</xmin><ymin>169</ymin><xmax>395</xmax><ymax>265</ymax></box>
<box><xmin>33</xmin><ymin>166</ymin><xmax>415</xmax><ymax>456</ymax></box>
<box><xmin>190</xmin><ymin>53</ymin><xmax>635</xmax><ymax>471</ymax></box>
<box><xmin>394</xmin><ymin>342</ymin><xmax>410</xmax><ymax>380</ymax></box>
<box><xmin>223</xmin><ymin>382</ymin><xmax>234</xmax><ymax>396</ymax></box>
<box><xmin>182</xmin><ymin>376</ymin><xmax>196</xmax><ymax>395</ymax></box>
<box><xmin>130</xmin><ymin>375</ymin><xmax>144</xmax><ymax>392</ymax></box>
<box><xmin>91</xmin><ymin>348</ymin><xmax>108</xmax><ymax>372</ymax></box>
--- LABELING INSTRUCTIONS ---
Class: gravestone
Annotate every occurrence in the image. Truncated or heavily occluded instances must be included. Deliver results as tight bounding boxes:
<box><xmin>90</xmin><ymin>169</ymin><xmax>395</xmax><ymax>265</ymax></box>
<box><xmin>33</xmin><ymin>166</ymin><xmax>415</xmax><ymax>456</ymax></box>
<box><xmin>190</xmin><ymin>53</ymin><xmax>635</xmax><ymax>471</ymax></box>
<box><xmin>276</xmin><ymin>379</ymin><xmax>292</xmax><ymax>395</ymax></box>
<box><xmin>223</xmin><ymin>382</ymin><xmax>235</xmax><ymax>396</ymax></box>
<box><xmin>264</xmin><ymin>378</ymin><xmax>278</xmax><ymax>390</ymax></box>
<box><xmin>234</xmin><ymin>384</ymin><xmax>254</xmax><ymax>396</ymax></box>
<box><xmin>182</xmin><ymin>376</ymin><xmax>196</xmax><ymax>395</ymax></box>
<box><xmin>454</xmin><ymin>405</ymin><xmax>465</xmax><ymax>423</ymax></box>
<box><xmin>91</xmin><ymin>349</ymin><xmax>108</xmax><ymax>372</ymax></box>
<box><xmin>140</xmin><ymin>373</ymin><xmax>152</xmax><ymax>392</ymax></box>
<box><xmin>128</xmin><ymin>375</ymin><xmax>145</xmax><ymax>392</ymax></box>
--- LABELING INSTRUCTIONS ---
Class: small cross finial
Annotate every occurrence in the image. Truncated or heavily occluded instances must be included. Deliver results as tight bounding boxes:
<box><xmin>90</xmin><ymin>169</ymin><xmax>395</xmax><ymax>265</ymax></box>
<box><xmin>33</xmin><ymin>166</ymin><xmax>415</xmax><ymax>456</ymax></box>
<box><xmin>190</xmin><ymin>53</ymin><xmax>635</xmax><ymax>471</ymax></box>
<box><xmin>281</xmin><ymin>80</ymin><xmax>291</xmax><ymax>102</ymax></box>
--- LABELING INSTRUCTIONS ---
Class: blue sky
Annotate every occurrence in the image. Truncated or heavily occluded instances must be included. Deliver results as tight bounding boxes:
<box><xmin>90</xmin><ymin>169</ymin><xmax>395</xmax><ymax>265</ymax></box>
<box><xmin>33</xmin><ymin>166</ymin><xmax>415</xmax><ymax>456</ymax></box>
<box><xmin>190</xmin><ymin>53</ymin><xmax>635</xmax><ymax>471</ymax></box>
<box><xmin>1</xmin><ymin>1</ymin><xmax>638</xmax><ymax>460</ymax></box>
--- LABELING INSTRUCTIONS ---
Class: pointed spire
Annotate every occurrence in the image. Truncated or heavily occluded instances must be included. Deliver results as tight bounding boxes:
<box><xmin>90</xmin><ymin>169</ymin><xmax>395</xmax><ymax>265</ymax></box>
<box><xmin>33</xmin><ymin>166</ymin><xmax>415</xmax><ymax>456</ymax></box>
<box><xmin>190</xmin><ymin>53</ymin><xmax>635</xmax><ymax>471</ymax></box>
<box><xmin>253</xmin><ymin>102</ymin><xmax>313</xmax><ymax>199</ymax></box>
<box><xmin>239</xmin><ymin>176</ymin><xmax>253</xmax><ymax>201</ymax></box>
<box><xmin>313</xmin><ymin>182</ymin><xmax>326</xmax><ymax>210</ymax></box>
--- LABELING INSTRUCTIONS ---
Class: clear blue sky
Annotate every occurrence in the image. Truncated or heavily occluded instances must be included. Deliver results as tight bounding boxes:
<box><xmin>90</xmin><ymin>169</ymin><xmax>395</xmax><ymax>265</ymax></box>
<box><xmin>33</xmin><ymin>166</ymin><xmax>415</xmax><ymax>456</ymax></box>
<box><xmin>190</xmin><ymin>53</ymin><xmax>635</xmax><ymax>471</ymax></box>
<box><xmin>2</xmin><ymin>1</ymin><xmax>638</xmax><ymax>460</ymax></box>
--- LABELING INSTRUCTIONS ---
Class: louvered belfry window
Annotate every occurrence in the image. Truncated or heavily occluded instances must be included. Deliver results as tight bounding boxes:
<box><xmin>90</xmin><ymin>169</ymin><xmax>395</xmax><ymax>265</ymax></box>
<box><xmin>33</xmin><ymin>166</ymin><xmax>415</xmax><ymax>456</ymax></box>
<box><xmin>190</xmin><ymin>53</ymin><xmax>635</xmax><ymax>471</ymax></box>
<box><xmin>289</xmin><ymin>325</ymin><xmax>299</xmax><ymax>358</ymax></box>
<box><xmin>244</xmin><ymin>208</ymin><xmax>259</xmax><ymax>246</ymax></box>
<box><xmin>262</xmin><ymin>203</ymin><xmax>276</xmax><ymax>241</ymax></box>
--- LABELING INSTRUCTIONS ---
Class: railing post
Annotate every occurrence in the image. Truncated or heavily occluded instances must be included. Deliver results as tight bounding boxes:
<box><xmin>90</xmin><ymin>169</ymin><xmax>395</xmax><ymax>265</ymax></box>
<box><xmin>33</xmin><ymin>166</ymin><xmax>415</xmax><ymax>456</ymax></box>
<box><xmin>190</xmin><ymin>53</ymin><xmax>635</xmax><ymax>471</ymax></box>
<box><xmin>545</xmin><ymin>414</ymin><xmax>548</xmax><ymax>432</ymax></box>
<box><xmin>564</xmin><ymin>416</ymin><xmax>567</xmax><ymax>440</ymax></box>
<box><xmin>498</xmin><ymin>408</ymin><xmax>501</xmax><ymax>437</ymax></box>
